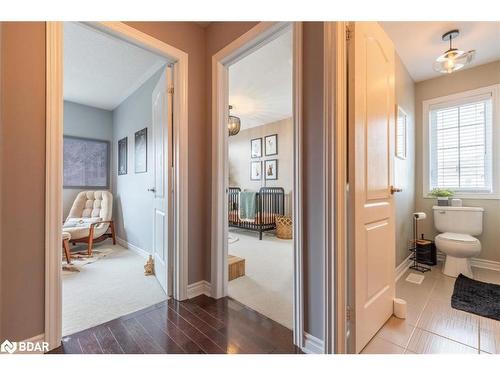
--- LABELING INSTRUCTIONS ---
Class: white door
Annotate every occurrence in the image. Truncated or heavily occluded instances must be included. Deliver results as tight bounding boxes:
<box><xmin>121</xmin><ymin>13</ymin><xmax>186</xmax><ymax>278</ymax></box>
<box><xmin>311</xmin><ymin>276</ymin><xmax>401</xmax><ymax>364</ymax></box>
<box><xmin>348</xmin><ymin>22</ymin><xmax>396</xmax><ymax>353</ymax></box>
<box><xmin>151</xmin><ymin>66</ymin><xmax>173</xmax><ymax>294</ymax></box>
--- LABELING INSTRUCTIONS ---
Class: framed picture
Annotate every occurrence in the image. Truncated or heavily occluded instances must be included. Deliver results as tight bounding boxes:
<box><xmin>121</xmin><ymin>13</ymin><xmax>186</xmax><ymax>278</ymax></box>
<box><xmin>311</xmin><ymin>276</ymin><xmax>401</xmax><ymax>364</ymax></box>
<box><xmin>396</xmin><ymin>106</ymin><xmax>407</xmax><ymax>160</ymax></box>
<box><xmin>118</xmin><ymin>137</ymin><xmax>128</xmax><ymax>175</ymax></box>
<box><xmin>135</xmin><ymin>127</ymin><xmax>148</xmax><ymax>173</ymax></box>
<box><xmin>63</xmin><ymin>136</ymin><xmax>110</xmax><ymax>188</ymax></box>
<box><xmin>250</xmin><ymin>137</ymin><xmax>262</xmax><ymax>158</ymax></box>
<box><xmin>250</xmin><ymin>161</ymin><xmax>262</xmax><ymax>181</ymax></box>
<box><xmin>264</xmin><ymin>134</ymin><xmax>278</xmax><ymax>156</ymax></box>
<box><xmin>264</xmin><ymin>159</ymin><xmax>278</xmax><ymax>180</ymax></box>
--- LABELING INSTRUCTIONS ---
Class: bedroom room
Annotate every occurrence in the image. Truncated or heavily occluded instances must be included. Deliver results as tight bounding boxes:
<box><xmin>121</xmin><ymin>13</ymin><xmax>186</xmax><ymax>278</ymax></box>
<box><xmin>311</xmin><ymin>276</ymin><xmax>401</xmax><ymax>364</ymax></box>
<box><xmin>61</xmin><ymin>21</ymin><xmax>171</xmax><ymax>336</ymax></box>
<box><xmin>225</xmin><ymin>28</ymin><xmax>294</xmax><ymax>329</ymax></box>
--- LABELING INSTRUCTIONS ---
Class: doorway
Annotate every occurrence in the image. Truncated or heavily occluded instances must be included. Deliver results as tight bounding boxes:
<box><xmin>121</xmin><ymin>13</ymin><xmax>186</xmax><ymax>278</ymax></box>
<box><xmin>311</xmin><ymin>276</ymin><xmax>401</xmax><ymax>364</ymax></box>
<box><xmin>211</xmin><ymin>22</ymin><xmax>304</xmax><ymax>346</ymax></box>
<box><xmin>45</xmin><ymin>21</ymin><xmax>189</xmax><ymax>351</ymax></box>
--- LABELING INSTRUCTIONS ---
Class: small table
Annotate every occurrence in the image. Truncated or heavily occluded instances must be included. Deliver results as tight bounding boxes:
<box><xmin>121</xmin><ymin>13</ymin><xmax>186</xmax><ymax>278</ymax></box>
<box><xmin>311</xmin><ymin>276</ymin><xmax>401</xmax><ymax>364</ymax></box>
<box><xmin>62</xmin><ymin>232</ymin><xmax>72</xmax><ymax>264</ymax></box>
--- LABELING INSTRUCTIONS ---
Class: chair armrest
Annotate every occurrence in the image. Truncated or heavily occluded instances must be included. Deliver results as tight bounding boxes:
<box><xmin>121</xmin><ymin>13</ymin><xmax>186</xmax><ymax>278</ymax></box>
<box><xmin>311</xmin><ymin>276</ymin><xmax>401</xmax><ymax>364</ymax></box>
<box><xmin>89</xmin><ymin>220</ymin><xmax>114</xmax><ymax>228</ymax></box>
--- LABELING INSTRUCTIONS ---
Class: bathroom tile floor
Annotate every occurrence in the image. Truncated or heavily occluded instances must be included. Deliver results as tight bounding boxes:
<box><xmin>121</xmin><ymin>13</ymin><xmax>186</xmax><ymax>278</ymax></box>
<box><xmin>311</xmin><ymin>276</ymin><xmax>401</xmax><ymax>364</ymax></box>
<box><xmin>361</xmin><ymin>263</ymin><xmax>500</xmax><ymax>354</ymax></box>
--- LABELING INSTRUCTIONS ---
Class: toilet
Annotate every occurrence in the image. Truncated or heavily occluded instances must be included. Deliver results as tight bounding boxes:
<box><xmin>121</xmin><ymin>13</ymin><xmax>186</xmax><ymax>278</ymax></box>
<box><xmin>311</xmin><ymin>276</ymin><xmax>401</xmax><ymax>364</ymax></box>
<box><xmin>433</xmin><ymin>206</ymin><xmax>484</xmax><ymax>278</ymax></box>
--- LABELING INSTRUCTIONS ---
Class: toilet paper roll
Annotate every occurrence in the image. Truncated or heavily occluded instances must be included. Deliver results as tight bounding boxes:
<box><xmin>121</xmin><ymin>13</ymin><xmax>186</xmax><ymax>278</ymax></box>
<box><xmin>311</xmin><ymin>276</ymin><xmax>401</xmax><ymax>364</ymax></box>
<box><xmin>393</xmin><ymin>298</ymin><xmax>407</xmax><ymax>319</ymax></box>
<box><xmin>413</xmin><ymin>212</ymin><xmax>427</xmax><ymax>220</ymax></box>
<box><xmin>451</xmin><ymin>198</ymin><xmax>463</xmax><ymax>207</ymax></box>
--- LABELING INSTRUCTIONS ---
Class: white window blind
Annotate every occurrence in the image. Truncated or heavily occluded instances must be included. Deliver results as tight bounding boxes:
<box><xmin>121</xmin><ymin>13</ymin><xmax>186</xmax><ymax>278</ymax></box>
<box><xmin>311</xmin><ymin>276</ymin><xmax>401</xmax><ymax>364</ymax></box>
<box><xmin>429</xmin><ymin>94</ymin><xmax>493</xmax><ymax>192</ymax></box>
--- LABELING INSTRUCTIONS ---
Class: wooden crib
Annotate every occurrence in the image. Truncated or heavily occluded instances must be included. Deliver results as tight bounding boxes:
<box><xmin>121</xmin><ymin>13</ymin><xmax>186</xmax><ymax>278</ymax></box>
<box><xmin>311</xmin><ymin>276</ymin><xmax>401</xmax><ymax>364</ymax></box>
<box><xmin>228</xmin><ymin>186</ymin><xmax>285</xmax><ymax>240</ymax></box>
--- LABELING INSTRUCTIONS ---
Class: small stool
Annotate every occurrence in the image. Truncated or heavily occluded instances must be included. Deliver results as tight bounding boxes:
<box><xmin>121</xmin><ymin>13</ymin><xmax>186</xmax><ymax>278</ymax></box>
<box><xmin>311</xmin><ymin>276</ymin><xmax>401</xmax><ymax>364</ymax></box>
<box><xmin>62</xmin><ymin>232</ymin><xmax>72</xmax><ymax>264</ymax></box>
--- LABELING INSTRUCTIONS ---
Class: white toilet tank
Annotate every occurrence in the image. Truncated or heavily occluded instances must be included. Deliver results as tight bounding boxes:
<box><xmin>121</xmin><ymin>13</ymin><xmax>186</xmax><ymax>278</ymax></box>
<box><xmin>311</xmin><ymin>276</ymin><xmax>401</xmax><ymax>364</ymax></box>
<box><xmin>433</xmin><ymin>206</ymin><xmax>484</xmax><ymax>236</ymax></box>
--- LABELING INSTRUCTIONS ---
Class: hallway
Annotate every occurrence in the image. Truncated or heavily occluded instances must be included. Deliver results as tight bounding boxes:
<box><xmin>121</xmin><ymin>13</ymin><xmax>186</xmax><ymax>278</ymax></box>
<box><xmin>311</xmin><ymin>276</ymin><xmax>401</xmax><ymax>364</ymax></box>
<box><xmin>50</xmin><ymin>295</ymin><xmax>301</xmax><ymax>354</ymax></box>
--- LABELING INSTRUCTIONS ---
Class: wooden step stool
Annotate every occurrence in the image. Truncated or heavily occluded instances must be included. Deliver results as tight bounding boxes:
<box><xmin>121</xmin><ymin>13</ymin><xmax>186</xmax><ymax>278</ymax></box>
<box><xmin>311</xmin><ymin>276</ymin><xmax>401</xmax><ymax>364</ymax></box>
<box><xmin>228</xmin><ymin>255</ymin><xmax>245</xmax><ymax>281</ymax></box>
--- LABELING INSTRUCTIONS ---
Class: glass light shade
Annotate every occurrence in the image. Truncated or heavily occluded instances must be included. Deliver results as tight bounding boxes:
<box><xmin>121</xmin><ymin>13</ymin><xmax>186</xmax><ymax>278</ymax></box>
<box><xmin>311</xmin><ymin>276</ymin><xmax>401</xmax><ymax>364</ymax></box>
<box><xmin>228</xmin><ymin>115</ymin><xmax>241</xmax><ymax>136</ymax></box>
<box><xmin>433</xmin><ymin>48</ymin><xmax>474</xmax><ymax>74</ymax></box>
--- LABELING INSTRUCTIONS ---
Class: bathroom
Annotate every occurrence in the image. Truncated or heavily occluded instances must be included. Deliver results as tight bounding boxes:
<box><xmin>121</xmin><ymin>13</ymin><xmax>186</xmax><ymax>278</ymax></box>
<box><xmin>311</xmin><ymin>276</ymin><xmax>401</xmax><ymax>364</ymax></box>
<box><xmin>361</xmin><ymin>22</ymin><xmax>500</xmax><ymax>354</ymax></box>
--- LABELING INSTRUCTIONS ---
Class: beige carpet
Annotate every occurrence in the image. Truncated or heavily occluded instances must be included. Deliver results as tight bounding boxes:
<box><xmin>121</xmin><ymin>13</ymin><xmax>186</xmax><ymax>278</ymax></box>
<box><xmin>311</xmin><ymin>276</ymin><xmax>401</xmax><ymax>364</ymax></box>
<box><xmin>228</xmin><ymin>229</ymin><xmax>293</xmax><ymax>329</ymax></box>
<box><xmin>63</xmin><ymin>244</ymin><xmax>166</xmax><ymax>336</ymax></box>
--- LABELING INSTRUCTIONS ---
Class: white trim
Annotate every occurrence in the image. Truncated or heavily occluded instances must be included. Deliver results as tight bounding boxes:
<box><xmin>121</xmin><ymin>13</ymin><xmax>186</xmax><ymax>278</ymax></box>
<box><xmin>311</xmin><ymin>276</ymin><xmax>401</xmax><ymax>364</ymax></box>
<box><xmin>422</xmin><ymin>84</ymin><xmax>500</xmax><ymax>200</ymax></box>
<box><xmin>210</xmin><ymin>22</ymin><xmax>304</xmax><ymax>348</ymax></box>
<box><xmin>472</xmin><ymin>257</ymin><xmax>500</xmax><ymax>272</ymax></box>
<box><xmin>45</xmin><ymin>21</ymin><xmax>189</xmax><ymax>352</ymax></box>
<box><xmin>187</xmin><ymin>280</ymin><xmax>212</xmax><ymax>299</ymax></box>
<box><xmin>395</xmin><ymin>254</ymin><xmax>413</xmax><ymax>281</ymax></box>
<box><xmin>437</xmin><ymin>252</ymin><xmax>500</xmax><ymax>272</ymax></box>
<box><xmin>324</xmin><ymin>21</ymin><xmax>349</xmax><ymax>355</ymax></box>
<box><xmin>302</xmin><ymin>332</ymin><xmax>325</xmax><ymax>354</ymax></box>
<box><xmin>45</xmin><ymin>21</ymin><xmax>63</xmax><ymax>352</ymax></box>
<box><xmin>116</xmin><ymin>237</ymin><xmax>149</xmax><ymax>259</ymax></box>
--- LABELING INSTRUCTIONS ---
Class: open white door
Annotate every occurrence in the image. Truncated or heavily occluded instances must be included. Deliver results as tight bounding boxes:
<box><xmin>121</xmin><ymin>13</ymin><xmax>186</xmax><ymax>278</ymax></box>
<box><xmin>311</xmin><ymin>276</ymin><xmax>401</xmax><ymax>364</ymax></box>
<box><xmin>151</xmin><ymin>66</ymin><xmax>174</xmax><ymax>295</ymax></box>
<box><xmin>348</xmin><ymin>22</ymin><xmax>396</xmax><ymax>353</ymax></box>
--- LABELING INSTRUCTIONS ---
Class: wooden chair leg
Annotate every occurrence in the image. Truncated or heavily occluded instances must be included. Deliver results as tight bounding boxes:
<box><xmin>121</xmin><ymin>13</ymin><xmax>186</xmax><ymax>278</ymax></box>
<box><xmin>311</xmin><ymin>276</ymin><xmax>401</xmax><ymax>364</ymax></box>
<box><xmin>110</xmin><ymin>220</ymin><xmax>116</xmax><ymax>245</ymax></box>
<box><xmin>63</xmin><ymin>239</ymin><xmax>72</xmax><ymax>264</ymax></box>
<box><xmin>88</xmin><ymin>227</ymin><xmax>94</xmax><ymax>257</ymax></box>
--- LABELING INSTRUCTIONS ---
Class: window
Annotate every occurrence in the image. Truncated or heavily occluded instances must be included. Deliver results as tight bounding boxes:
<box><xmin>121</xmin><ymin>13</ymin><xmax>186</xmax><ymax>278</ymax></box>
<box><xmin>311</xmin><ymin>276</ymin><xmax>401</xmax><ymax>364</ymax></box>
<box><xmin>424</xmin><ymin>85</ymin><xmax>499</xmax><ymax>198</ymax></box>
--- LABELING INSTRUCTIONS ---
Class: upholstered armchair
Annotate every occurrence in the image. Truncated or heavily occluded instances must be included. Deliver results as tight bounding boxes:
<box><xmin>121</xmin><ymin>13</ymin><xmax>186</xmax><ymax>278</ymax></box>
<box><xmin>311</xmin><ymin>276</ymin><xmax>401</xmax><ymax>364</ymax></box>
<box><xmin>63</xmin><ymin>191</ymin><xmax>116</xmax><ymax>256</ymax></box>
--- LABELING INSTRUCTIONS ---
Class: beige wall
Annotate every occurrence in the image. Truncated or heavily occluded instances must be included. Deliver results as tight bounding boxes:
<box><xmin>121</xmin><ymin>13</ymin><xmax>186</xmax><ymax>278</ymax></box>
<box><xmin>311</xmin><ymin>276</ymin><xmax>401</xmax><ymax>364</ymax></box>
<box><xmin>415</xmin><ymin>61</ymin><xmax>500</xmax><ymax>262</ymax></box>
<box><xmin>228</xmin><ymin>118</ymin><xmax>293</xmax><ymax>214</ymax></box>
<box><xmin>125</xmin><ymin>22</ymin><xmax>208</xmax><ymax>283</ymax></box>
<box><xmin>1</xmin><ymin>22</ymin><xmax>46</xmax><ymax>341</ymax></box>
<box><xmin>0</xmin><ymin>21</ymin><xmax>329</xmax><ymax>343</ymax></box>
<box><xmin>394</xmin><ymin>54</ymin><xmax>416</xmax><ymax>267</ymax></box>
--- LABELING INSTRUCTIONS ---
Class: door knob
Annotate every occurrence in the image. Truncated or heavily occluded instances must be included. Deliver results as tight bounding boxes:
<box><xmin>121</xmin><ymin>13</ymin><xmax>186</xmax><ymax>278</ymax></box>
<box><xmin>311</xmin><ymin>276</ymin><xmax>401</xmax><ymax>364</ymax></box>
<box><xmin>390</xmin><ymin>185</ymin><xmax>403</xmax><ymax>194</ymax></box>
<box><xmin>147</xmin><ymin>188</ymin><xmax>156</xmax><ymax>193</ymax></box>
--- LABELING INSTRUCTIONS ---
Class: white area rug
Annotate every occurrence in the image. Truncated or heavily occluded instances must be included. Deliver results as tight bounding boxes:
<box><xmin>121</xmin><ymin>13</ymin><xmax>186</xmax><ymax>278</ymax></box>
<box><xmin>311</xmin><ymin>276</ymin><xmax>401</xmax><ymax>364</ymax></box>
<box><xmin>63</xmin><ymin>244</ymin><xmax>166</xmax><ymax>336</ymax></box>
<box><xmin>228</xmin><ymin>229</ymin><xmax>293</xmax><ymax>329</ymax></box>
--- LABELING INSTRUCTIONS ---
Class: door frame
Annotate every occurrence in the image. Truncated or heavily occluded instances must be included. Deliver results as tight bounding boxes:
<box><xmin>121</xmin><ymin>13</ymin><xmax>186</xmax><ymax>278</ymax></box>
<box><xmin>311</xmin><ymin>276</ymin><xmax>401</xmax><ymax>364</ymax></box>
<box><xmin>324</xmin><ymin>22</ymin><xmax>349</xmax><ymax>354</ymax></box>
<box><xmin>45</xmin><ymin>21</ymin><xmax>189</xmax><ymax>351</ymax></box>
<box><xmin>210</xmin><ymin>22</ymin><xmax>304</xmax><ymax>347</ymax></box>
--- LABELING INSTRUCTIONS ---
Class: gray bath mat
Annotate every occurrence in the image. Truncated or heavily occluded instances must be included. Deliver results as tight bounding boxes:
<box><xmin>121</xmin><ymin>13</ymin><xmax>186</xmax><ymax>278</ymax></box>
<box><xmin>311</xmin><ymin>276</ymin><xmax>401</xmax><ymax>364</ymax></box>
<box><xmin>451</xmin><ymin>274</ymin><xmax>500</xmax><ymax>321</ymax></box>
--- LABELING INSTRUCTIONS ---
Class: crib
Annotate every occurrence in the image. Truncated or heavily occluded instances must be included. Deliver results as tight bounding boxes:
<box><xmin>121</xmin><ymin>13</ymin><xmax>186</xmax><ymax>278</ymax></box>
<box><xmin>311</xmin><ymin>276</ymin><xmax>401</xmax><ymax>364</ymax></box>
<box><xmin>228</xmin><ymin>186</ymin><xmax>285</xmax><ymax>240</ymax></box>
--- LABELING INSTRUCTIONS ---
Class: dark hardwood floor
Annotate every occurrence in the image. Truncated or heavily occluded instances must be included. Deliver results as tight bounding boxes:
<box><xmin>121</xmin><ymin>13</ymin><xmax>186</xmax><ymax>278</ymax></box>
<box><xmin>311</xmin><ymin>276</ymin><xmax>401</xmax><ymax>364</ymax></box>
<box><xmin>49</xmin><ymin>295</ymin><xmax>302</xmax><ymax>354</ymax></box>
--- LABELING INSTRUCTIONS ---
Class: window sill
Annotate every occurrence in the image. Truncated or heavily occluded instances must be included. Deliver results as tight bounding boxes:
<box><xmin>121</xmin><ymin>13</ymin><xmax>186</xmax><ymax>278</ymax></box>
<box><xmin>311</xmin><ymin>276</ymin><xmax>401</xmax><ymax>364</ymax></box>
<box><xmin>423</xmin><ymin>194</ymin><xmax>500</xmax><ymax>201</ymax></box>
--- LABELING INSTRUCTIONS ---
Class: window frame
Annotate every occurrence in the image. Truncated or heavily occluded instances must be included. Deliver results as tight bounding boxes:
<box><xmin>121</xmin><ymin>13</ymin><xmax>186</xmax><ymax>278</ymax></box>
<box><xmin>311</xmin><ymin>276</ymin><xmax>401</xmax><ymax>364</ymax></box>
<box><xmin>423</xmin><ymin>84</ymin><xmax>500</xmax><ymax>200</ymax></box>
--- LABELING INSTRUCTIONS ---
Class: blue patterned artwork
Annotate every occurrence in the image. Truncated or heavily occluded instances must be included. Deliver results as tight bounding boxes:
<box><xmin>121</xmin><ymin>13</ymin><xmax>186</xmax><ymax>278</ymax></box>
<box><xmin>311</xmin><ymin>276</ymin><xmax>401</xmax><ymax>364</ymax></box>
<box><xmin>63</xmin><ymin>136</ymin><xmax>110</xmax><ymax>188</ymax></box>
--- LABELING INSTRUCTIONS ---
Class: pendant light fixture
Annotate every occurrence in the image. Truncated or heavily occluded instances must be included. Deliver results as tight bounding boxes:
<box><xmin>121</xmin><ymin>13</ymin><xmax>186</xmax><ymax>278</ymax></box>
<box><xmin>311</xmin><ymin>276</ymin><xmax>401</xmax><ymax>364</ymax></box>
<box><xmin>433</xmin><ymin>29</ymin><xmax>475</xmax><ymax>74</ymax></box>
<box><xmin>228</xmin><ymin>105</ymin><xmax>241</xmax><ymax>136</ymax></box>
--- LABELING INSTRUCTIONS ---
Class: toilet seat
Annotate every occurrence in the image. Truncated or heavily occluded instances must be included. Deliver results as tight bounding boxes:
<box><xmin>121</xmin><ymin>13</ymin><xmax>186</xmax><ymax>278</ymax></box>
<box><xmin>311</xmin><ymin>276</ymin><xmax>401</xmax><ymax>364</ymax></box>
<box><xmin>437</xmin><ymin>232</ymin><xmax>477</xmax><ymax>243</ymax></box>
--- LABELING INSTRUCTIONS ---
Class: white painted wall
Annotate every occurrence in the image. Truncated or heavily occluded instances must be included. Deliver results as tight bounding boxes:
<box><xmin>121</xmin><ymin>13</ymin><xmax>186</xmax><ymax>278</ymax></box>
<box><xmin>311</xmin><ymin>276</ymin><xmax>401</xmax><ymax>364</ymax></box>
<box><xmin>228</xmin><ymin>117</ymin><xmax>293</xmax><ymax>215</ymax></box>
<box><xmin>62</xmin><ymin>101</ymin><xmax>113</xmax><ymax>218</ymax></box>
<box><xmin>112</xmin><ymin>67</ymin><xmax>165</xmax><ymax>254</ymax></box>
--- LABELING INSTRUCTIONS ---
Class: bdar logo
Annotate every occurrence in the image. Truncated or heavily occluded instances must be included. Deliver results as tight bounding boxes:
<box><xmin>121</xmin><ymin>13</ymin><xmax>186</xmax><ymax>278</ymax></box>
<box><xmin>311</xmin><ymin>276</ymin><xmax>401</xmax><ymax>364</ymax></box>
<box><xmin>1</xmin><ymin>340</ymin><xmax>17</xmax><ymax>354</ymax></box>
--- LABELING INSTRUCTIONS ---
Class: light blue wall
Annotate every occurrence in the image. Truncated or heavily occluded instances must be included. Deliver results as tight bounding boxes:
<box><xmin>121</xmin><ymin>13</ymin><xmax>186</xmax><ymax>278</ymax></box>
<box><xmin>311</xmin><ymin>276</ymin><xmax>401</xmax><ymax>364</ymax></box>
<box><xmin>112</xmin><ymin>66</ymin><xmax>165</xmax><ymax>254</ymax></box>
<box><xmin>63</xmin><ymin>101</ymin><xmax>113</xmax><ymax>218</ymax></box>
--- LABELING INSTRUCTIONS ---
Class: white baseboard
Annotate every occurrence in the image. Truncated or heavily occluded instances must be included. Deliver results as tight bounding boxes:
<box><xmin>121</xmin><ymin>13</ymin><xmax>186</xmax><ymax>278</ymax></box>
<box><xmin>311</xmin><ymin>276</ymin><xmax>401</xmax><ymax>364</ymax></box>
<box><xmin>395</xmin><ymin>254</ymin><xmax>413</xmax><ymax>281</ymax></box>
<box><xmin>437</xmin><ymin>252</ymin><xmax>500</xmax><ymax>272</ymax></box>
<box><xmin>116</xmin><ymin>237</ymin><xmax>149</xmax><ymax>259</ymax></box>
<box><xmin>187</xmin><ymin>280</ymin><xmax>211</xmax><ymax>299</ymax></box>
<box><xmin>302</xmin><ymin>332</ymin><xmax>324</xmax><ymax>354</ymax></box>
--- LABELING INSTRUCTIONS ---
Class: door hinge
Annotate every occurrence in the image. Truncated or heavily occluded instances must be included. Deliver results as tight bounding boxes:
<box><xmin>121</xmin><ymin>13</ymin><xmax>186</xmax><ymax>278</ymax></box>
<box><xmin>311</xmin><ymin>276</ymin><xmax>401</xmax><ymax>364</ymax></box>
<box><xmin>168</xmin><ymin>86</ymin><xmax>174</xmax><ymax>94</ymax></box>
<box><xmin>346</xmin><ymin>305</ymin><xmax>352</xmax><ymax>321</ymax></box>
<box><xmin>345</xmin><ymin>25</ymin><xmax>351</xmax><ymax>41</ymax></box>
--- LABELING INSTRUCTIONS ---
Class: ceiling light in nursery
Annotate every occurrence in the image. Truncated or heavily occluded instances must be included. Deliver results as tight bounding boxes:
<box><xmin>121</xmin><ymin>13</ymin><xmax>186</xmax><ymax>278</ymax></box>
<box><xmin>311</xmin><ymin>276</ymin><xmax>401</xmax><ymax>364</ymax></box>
<box><xmin>228</xmin><ymin>105</ymin><xmax>241</xmax><ymax>136</ymax></box>
<box><xmin>433</xmin><ymin>29</ymin><xmax>475</xmax><ymax>74</ymax></box>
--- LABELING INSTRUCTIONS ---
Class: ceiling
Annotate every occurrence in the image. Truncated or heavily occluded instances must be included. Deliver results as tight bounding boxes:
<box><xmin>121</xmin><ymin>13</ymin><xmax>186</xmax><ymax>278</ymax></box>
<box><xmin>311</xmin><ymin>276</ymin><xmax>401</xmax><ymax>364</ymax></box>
<box><xmin>229</xmin><ymin>29</ymin><xmax>292</xmax><ymax>130</ymax></box>
<box><xmin>380</xmin><ymin>22</ymin><xmax>500</xmax><ymax>82</ymax></box>
<box><xmin>64</xmin><ymin>22</ymin><xmax>167</xmax><ymax>110</ymax></box>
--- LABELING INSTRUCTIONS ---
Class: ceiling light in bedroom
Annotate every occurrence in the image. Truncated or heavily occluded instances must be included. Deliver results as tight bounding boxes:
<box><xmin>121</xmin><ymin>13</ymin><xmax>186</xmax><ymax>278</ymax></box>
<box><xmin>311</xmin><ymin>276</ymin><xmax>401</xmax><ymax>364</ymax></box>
<box><xmin>433</xmin><ymin>29</ymin><xmax>475</xmax><ymax>74</ymax></box>
<box><xmin>228</xmin><ymin>105</ymin><xmax>241</xmax><ymax>136</ymax></box>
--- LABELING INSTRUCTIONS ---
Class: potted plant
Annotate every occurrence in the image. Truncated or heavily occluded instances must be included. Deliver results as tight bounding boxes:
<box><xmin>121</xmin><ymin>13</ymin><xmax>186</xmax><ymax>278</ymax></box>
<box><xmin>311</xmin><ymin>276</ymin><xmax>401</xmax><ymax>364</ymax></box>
<box><xmin>429</xmin><ymin>188</ymin><xmax>454</xmax><ymax>206</ymax></box>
